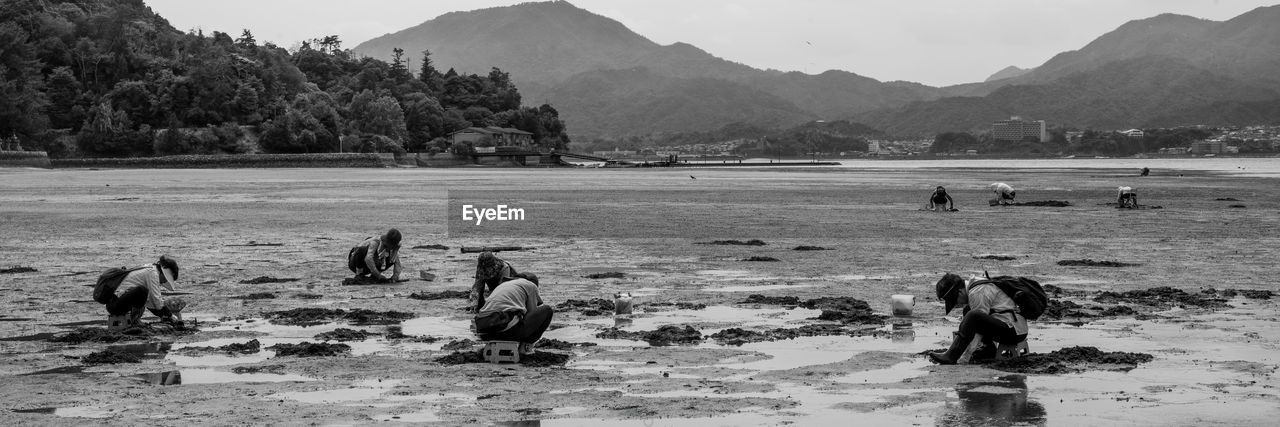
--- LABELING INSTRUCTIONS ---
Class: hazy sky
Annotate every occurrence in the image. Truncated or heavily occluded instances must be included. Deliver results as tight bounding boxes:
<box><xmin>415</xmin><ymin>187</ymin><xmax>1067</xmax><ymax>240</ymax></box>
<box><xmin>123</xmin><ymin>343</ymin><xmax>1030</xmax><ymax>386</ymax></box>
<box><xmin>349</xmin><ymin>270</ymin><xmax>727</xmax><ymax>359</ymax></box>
<box><xmin>146</xmin><ymin>0</ymin><xmax>1277</xmax><ymax>87</ymax></box>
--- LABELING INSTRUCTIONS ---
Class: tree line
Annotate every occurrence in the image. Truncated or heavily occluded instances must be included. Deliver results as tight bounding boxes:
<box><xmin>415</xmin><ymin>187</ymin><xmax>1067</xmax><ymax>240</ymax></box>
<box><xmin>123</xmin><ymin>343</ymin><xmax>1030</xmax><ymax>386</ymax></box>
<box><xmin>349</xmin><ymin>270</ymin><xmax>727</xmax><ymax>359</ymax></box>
<box><xmin>929</xmin><ymin>127</ymin><xmax>1228</xmax><ymax>156</ymax></box>
<box><xmin>0</xmin><ymin>0</ymin><xmax>569</xmax><ymax>158</ymax></box>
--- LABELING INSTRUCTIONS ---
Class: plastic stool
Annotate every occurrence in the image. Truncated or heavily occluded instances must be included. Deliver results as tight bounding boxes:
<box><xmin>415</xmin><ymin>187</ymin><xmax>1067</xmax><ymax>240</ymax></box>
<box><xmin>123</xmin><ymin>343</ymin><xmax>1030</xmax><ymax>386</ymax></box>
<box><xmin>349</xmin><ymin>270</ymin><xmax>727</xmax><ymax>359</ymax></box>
<box><xmin>996</xmin><ymin>340</ymin><xmax>1030</xmax><ymax>360</ymax></box>
<box><xmin>483</xmin><ymin>341</ymin><xmax>521</xmax><ymax>364</ymax></box>
<box><xmin>107</xmin><ymin>315</ymin><xmax>129</xmax><ymax>331</ymax></box>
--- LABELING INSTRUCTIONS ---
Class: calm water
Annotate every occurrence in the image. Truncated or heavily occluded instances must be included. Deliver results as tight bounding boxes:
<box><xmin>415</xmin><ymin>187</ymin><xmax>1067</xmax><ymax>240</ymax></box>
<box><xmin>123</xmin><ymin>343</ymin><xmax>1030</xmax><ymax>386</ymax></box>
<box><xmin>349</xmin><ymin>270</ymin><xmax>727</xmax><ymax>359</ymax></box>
<box><xmin>746</xmin><ymin>157</ymin><xmax>1280</xmax><ymax>177</ymax></box>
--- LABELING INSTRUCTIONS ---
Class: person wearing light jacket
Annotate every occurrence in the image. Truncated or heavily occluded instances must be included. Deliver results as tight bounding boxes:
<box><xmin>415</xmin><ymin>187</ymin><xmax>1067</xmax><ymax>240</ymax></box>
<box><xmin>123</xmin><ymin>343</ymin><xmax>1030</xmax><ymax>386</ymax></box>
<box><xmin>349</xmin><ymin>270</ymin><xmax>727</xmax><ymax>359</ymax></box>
<box><xmin>928</xmin><ymin>273</ymin><xmax>1029</xmax><ymax>364</ymax></box>
<box><xmin>473</xmin><ymin>277</ymin><xmax>552</xmax><ymax>355</ymax></box>
<box><xmin>106</xmin><ymin>255</ymin><xmax>185</xmax><ymax>326</ymax></box>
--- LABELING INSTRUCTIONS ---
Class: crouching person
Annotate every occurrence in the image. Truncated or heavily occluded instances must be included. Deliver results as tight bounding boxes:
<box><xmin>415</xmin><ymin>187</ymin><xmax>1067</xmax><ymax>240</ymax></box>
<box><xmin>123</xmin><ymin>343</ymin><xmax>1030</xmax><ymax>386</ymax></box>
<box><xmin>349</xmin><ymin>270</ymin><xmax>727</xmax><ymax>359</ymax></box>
<box><xmin>469</xmin><ymin>251</ymin><xmax>534</xmax><ymax>313</ymax></box>
<box><xmin>104</xmin><ymin>255</ymin><xmax>185</xmax><ymax>326</ymax></box>
<box><xmin>348</xmin><ymin>229</ymin><xmax>402</xmax><ymax>282</ymax></box>
<box><xmin>473</xmin><ymin>276</ymin><xmax>552</xmax><ymax>355</ymax></box>
<box><xmin>928</xmin><ymin>273</ymin><xmax>1028</xmax><ymax>364</ymax></box>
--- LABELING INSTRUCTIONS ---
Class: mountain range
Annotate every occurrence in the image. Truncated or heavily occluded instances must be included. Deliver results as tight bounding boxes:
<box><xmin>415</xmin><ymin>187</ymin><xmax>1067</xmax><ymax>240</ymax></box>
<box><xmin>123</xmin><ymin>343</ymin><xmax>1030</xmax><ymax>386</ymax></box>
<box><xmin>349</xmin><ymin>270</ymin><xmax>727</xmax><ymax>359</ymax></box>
<box><xmin>354</xmin><ymin>1</ymin><xmax>1280</xmax><ymax>139</ymax></box>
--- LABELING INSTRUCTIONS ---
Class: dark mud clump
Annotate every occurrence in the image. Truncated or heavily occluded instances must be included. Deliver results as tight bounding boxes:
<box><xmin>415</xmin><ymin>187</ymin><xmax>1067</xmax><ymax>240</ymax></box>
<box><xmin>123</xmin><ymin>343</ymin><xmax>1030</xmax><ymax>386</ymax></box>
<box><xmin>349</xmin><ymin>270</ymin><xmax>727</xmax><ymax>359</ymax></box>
<box><xmin>708</xmin><ymin>324</ymin><xmax>852</xmax><ymax>346</ymax></box>
<box><xmin>412</xmin><ymin>244</ymin><xmax>450</xmax><ymax>250</ymax></box>
<box><xmin>239</xmin><ymin>276</ymin><xmax>300</xmax><ymax>284</ymax></box>
<box><xmin>433</xmin><ymin>350</ymin><xmax>571</xmax><ymax>366</ymax></box>
<box><xmin>340</xmin><ymin>276</ymin><xmax>394</xmax><ymax>286</ymax></box>
<box><xmin>709</xmin><ymin>328</ymin><xmax>771</xmax><ymax>345</ymax></box>
<box><xmin>233</xmin><ymin>292</ymin><xmax>277</xmax><ymax>300</ymax></box>
<box><xmin>1229</xmin><ymin>204</ymin><xmax>1247</xmax><ymax>208</ymax></box>
<box><xmin>1215</xmin><ymin>197</ymin><xmax>1241</xmax><ymax>201</ymax></box>
<box><xmin>585</xmin><ymin>272</ymin><xmax>626</xmax><ymax>279</ymax></box>
<box><xmin>520</xmin><ymin>352</ymin><xmax>571</xmax><ymax>367</ymax></box>
<box><xmin>268</xmin><ymin>342</ymin><xmax>351</xmax><ymax>357</ymax></box>
<box><xmin>986</xmin><ymin>346</ymin><xmax>1154</xmax><ymax>374</ymax></box>
<box><xmin>975</xmin><ymin>255</ymin><xmax>1017</xmax><ymax>261</ymax></box>
<box><xmin>535</xmin><ymin>338</ymin><xmax>597</xmax><ymax>350</ymax></box>
<box><xmin>408</xmin><ymin>290</ymin><xmax>470</xmax><ymax>300</ymax></box>
<box><xmin>1237</xmin><ymin>289</ymin><xmax>1274</xmax><ymax>300</ymax></box>
<box><xmin>434</xmin><ymin>350</ymin><xmax>486</xmax><ymax>365</ymax></box>
<box><xmin>383</xmin><ymin>326</ymin><xmax>439</xmax><ymax>342</ymax></box>
<box><xmin>1041</xmin><ymin>300</ymin><xmax>1095</xmax><ymax>319</ymax></box>
<box><xmin>266</xmin><ymin>308</ymin><xmax>414</xmax><ymax>326</ymax></box>
<box><xmin>802</xmin><ymin>297</ymin><xmax>885</xmax><ymax>325</ymax></box>
<box><xmin>1095</xmin><ymin>286</ymin><xmax>1230</xmax><ymax>309</ymax></box>
<box><xmin>1057</xmin><ymin>259</ymin><xmax>1139</xmax><ymax>267</ymax></box>
<box><xmin>1098</xmin><ymin>305</ymin><xmax>1137</xmax><ymax>316</ymax></box>
<box><xmin>696</xmin><ymin>239</ymin><xmax>766</xmax><ymax>246</ymax></box>
<box><xmin>597</xmin><ymin>325</ymin><xmax>703</xmax><ymax>346</ymax></box>
<box><xmin>231</xmin><ymin>364</ymin><xmax>286</xmax><ymax>374</ymax></box>
<box><xmin>314</xmin><ymin>328</ymin><xmax>374</xmax><ymax>342</ymax></box>
<box><xmin>644</xmin><ymin>301</ymin><xmax>708</xmax><ymax>311</ymax></box>
<box><xmin>743</xmin><ymin>256</ymin><xmax>780</xmax><ymax>262</ymax></box>
<box><xmin>792</xmin><ymin>246</ymin><xmax>829</xmax><ymax>251</ymax></box>
<box><xmin>176</xmin><ymin>339</ymin><xmax>262</xmax><ymax>354</ymax></box>
<box><xmin>741</xmin><ymin>294</ymin><xmax>801</xmax><ymax>306</ymax></box>
<box><xmin>442</xmin><ymin>339</ymin><xmax>479</xmax><ymax>351</ymax></box>
<box><xmin>82</xmin><ymin>348</ymin><xmax>143</xmax><ymax>364</ymax></box>
<box><xmin>294</xmin><ymin>293</ymin><xmax>323</xmax><ymax>299</ymax></box>
<box><xmin>1010</xmin><ymin>201</ymin><xmax>1072</xmax><ymax>207</ymax></box>
<box><xmin>50</xmin><ymin>324</ymin><xmax>197</xmax><ymax>344</ymax></box>
<box><xmin>556</xmin><ymin>298</ymin><xmax>615</xmax><ymax>316</ymax></box>
<box><xmin>50</xmin><ymin>328</ymin><xmax>149</xmax><ymax>344</ymax></box>
<box><xmin>1</xmin><ymin>266</ymin><xmax>38</xmax><ymax>274</ymax></box>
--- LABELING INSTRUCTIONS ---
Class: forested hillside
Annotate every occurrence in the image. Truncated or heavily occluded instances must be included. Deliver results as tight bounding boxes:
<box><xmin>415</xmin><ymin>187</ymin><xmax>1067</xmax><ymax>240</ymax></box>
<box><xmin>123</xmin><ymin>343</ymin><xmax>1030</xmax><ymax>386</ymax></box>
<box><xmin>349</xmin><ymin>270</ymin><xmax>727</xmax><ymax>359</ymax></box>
<box><xmin>0</xmin><ymin>0</ymin><xmax>567</xmax><ymax>158</ymax></box>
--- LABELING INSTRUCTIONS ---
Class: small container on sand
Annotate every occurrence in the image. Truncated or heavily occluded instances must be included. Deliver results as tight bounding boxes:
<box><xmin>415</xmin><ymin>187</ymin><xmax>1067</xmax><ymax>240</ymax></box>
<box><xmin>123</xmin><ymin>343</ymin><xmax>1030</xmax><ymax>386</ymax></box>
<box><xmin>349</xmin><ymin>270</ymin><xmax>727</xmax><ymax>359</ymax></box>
<box><xmin>890</xmin><ymin>294</ymin><xmax>915</xmax><ymax>316</ymax></box>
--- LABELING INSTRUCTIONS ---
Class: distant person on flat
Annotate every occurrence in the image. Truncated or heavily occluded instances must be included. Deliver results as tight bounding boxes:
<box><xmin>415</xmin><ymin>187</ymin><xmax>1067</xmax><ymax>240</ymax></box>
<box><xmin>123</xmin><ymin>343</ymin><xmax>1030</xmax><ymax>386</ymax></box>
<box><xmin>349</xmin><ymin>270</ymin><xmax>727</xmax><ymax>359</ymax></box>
<box><xmin>1117</xmin><ymin>186</ymin><xmax>1138</xmax><ymax>209</ymax></box>
<box><xmin>927</xmin><ymin>186</ymin><xmax>955</xmax><ymax>212</ymax></box>
<box><xmin>348</xmin><ymin>229</ymin><xmax>402</xmax><ymax>283</ymax></box>
<box><xmin>989</xmin><ymin>183</ymin><xmax>1016</xmax><ymax>205</ymax></box>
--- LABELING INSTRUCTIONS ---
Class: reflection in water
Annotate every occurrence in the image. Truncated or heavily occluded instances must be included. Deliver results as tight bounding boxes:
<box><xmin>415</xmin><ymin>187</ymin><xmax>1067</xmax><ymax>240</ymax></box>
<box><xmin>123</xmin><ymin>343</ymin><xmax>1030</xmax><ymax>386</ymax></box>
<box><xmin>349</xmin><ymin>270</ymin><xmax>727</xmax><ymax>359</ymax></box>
<box><xmin>614</xmin><ymin>317</ymin><xmax>633</xmax><ymax>328</ymax></box>
<box><xmin>939</xmin><ymin>375</ymin><xmax>1046</xmax><ymax>426</ymax></box>
<box><xmin>136</xmin><ymin>370</ymin><xmax>183</xmax><ymax>385</ymax></box>
<box><xmin>106</xmin><ymin>342</ymin><xmax>172</xmax><ymax>358</ymax></box>
<box><xmin>492</xmin><ymin>421</ymin><xmax>540</xmax><ymax>427</ymax></box>
<box><xmin>891</xmin><ymin>320</ymin><xmax>915</xmax><ymax>343</ymax></box>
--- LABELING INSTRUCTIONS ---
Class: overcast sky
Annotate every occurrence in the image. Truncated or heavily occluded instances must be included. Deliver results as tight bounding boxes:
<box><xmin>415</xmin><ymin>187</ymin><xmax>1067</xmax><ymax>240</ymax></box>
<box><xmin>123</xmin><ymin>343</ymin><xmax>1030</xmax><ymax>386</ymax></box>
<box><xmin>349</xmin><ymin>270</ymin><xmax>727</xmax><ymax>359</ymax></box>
<box><xmin>146</xmin><ymin>0</ymin><xmax>1277</xmax><ymax>87</ymax></box>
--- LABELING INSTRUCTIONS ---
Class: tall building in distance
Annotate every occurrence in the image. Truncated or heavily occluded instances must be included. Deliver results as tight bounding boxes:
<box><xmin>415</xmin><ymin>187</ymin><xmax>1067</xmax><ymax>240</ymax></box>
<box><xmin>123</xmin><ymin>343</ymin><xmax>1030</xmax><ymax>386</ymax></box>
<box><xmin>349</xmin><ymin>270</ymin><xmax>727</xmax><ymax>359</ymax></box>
<box><xmin>992</xmin><ymin>116</ymin><xmax>1047</xmax><ymax>142</ymax></box>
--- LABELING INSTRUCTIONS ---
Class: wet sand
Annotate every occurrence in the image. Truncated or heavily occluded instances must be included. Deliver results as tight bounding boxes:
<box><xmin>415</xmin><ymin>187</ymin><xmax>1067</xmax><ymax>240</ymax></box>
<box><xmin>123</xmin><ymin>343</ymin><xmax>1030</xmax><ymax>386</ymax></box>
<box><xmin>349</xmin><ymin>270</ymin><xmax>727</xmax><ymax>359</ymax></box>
<box><xmin>1</xmin><ymin>166</ymin><xmax>1278</xmax><ymax>425</ymax></box>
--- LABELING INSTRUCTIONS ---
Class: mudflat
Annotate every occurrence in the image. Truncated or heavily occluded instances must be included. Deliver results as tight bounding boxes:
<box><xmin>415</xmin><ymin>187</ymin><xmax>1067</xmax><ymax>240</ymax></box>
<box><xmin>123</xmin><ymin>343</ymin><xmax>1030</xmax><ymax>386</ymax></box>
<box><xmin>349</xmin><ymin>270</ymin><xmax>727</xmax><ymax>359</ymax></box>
<box><xmin>1</xmin><ymin>166</ymin><xmax>1277</xmax><ymax>425</ymax></box>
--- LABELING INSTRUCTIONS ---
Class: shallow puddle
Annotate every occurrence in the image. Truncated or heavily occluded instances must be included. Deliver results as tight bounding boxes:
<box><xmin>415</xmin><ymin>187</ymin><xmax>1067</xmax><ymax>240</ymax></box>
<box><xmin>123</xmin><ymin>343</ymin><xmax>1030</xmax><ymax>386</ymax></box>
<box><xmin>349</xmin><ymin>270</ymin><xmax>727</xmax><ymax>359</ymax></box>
<box><xmin>11</xmin><ymin>406</ymin><xmax>115</xmax><ymax>419</ymax></box>
<box><xmin>106</xmin><ymin>342</ymin><xmax>172</xmax><ymax>359</ymax></box>
<box><xmin>270</xmin><ymin>379</ymin><xmax>403</xmax><ymax>404</ymax></box>
<box><xmin>134</xmin><ymin>369</ymin><xmax>314</xmax><ymax>385</ymax></box>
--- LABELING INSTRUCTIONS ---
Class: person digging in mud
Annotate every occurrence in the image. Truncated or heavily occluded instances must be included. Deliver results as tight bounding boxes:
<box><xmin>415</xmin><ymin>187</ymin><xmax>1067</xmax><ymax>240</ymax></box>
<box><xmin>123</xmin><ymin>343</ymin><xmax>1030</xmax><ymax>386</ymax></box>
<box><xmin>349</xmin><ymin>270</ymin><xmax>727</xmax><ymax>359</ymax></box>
<box><xmin>348</xmin><ymin>229</ymin><xmax>402</xmax><ymax>283</ymax></box>
<box><xmin>468</xmin><ymin>251</ymin><xmax>536</xmax><ymax>313</ymax></box>
<box><xmin>1117</xmin><ymin>186</ymin><xmax>1138</xmax><ymax>209</ymax></box>
<box><xmin>928</xmin><ymin>273</ymin><xmax>1029</xmax><ymax>365</ymax></box>
<box><xmin>927</xmin><ymin>186</ymin><xmax>955</xmax><ymax>212</ymax></box>
<box><xmin>1140</xmin><ymin>167</ymin><xmax>1150</xmax><ymax>177</ymax></box>
<box><xmin>989</xmin><ymin>182</ymin><xmax>1016</xmax><ymax>206</ymax></box>
<box><xmin>105</xmin><ymin>255</ymin><xmax>186</xmax><ymax>326</ymax></box>
<box><xmin>473</xmin><ymin>276</ymin><xmax>553</xmax><ymax>355</ymax></box>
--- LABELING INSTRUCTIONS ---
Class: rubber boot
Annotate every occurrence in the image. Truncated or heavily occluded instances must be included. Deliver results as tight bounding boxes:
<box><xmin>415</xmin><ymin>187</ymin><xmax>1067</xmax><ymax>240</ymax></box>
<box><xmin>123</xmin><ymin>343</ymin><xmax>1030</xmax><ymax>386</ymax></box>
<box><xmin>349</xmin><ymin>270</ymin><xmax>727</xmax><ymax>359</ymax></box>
<box><xmin>928</xmin><ymin>333</ymin><xmax>972</xmax><ymax>365</ymax></box>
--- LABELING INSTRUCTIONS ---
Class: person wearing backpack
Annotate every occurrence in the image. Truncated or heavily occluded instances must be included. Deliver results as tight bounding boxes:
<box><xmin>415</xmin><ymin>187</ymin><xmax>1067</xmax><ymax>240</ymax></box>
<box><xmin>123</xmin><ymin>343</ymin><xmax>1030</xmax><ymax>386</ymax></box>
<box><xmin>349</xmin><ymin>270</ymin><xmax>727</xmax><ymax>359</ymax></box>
<box><xmin>103</xmin><ymin>255</ymin><xmax>184</xmax><ymax>327</ymax></box>
<box><xmin>928</xmin><ymin>273</ymin><xmax>1030</xmax><ymax>364</ymax></box>
<box><xmin>348</xmin><ymin>229</ymin><xmax>402</xmax><ymax>283</ymax></box>
<box><xmin>926</xmin><ymin>186</ymin><xmax>955</xmax><ymax>212</ymax></box>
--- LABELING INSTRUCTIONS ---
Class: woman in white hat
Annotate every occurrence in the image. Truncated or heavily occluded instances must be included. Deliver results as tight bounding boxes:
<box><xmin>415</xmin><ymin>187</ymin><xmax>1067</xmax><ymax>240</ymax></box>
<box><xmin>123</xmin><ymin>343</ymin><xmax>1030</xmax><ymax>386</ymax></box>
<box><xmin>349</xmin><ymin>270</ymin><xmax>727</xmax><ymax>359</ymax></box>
<box><xmin>105</xmin><ymin>255</ymin><xmax>184</xmax><ymax>326</ymax></box>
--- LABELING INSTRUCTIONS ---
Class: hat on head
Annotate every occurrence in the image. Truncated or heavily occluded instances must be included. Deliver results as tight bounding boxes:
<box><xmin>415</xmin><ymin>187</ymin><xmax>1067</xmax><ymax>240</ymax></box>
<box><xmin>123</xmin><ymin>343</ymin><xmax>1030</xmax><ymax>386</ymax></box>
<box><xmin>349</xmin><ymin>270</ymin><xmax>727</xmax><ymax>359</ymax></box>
<box><xmin>157</xmin><ymin>255</ymin><xmax>180</xmax><ymax>292</ymax></box>
<box><xmin>384</xmin><ymin>228</ymin><xmax>402</xmax><ymax>250</ymax></box>
<box><xmin>935</xmin><ymin>273</ymin><xmax>964</xmax><ymax>314</ymax></box>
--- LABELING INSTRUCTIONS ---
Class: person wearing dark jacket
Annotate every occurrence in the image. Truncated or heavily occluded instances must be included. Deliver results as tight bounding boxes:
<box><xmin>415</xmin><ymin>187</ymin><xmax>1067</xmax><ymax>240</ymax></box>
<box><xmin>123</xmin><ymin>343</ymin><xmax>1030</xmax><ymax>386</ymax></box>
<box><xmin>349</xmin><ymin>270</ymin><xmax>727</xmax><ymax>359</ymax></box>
<box><xmin>928</xmin><ymin>273</ymin><xmax>1029</xmax><ymax>364</ymax></box>
<box><xmin>927</xmin><ymin>186</ymin><xmax>955</xmax><ymax>211</ymax></box>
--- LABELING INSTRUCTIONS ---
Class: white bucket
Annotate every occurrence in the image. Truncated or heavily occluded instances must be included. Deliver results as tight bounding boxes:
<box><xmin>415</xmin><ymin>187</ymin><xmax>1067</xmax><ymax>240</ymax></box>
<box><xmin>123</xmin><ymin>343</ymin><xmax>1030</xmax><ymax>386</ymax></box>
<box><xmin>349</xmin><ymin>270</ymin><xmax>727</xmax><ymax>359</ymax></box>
<box><xmin>890</xmin><ymin>294</ymin><xmax>915</xmax><ymax>316</ymax></box>
<box><xmin>614</xmin><ymin>292</ymin><xmax>633</xmax><ymax>315</ymax></box>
